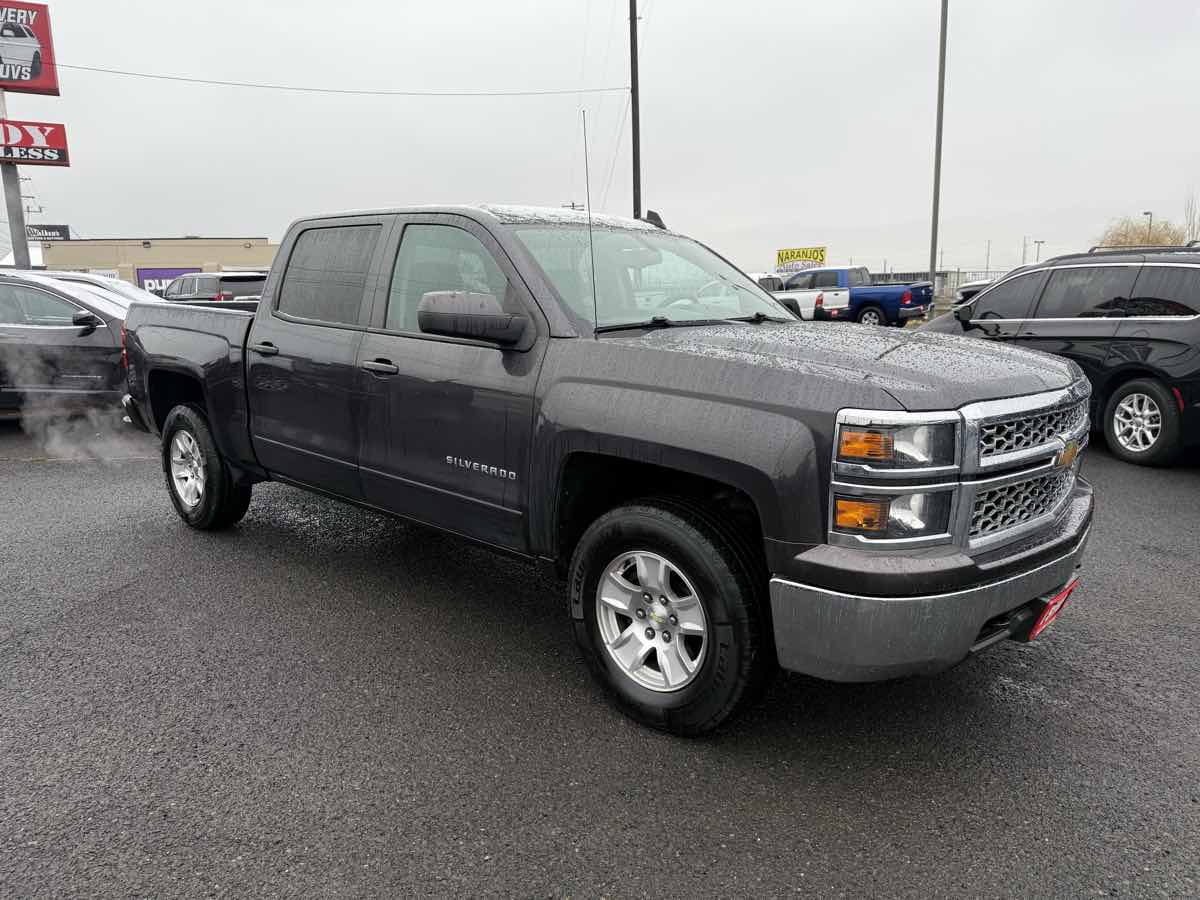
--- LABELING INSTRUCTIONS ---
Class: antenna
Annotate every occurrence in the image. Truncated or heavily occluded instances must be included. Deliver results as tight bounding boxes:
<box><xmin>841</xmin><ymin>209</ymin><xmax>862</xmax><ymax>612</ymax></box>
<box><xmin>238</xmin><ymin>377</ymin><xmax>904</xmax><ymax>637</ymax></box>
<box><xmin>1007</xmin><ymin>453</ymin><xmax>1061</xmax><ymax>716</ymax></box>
<box><xmin>582</xmin><ymin>109</ymin><xmax>600</xmax><ymax>338</ymax></box>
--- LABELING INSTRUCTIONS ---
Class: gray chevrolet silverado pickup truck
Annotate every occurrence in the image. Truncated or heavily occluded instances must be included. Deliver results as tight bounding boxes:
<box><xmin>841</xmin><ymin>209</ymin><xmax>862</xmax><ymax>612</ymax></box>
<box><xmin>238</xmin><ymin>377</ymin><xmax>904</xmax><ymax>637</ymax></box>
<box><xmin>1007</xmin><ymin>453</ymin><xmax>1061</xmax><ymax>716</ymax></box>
<box><xmin>122</xmin><ymin>205</ymin><xmax>1094</xmax><ymax>735</ymax></box>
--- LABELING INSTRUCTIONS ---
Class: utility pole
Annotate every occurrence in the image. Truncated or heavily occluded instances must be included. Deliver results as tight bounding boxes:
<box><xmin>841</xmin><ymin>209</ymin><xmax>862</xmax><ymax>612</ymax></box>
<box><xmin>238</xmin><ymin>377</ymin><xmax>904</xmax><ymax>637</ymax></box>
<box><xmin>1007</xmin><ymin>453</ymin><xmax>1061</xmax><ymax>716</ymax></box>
<box><xmin>1033</xmin><ymin>239</ymin><xmax>1045</xmax><ymax>262</ymax></box>
<box><xmin>0</xmin><ymin>88</ymin><xmax>30</xmax><ymax>268</ymax></box>
<box><xmin>1143</xmin><ymin>210</ymin><xmax>1153</xmax><ymax>242</ymax></box>
<box><xmin>939</xmin><ymin>248</ymin><xmax>945</xmax><ymax>270</ymax></box>
<box><xmin>629</xmin><ymin>0</ymin><xmax>642</xmax><ymax>220</ymax></box>
<box><xmin>1022</xmin><ymin>235</ymin><xmax>1028</xmax><ymax>265</ymax></box>
<box><xmin>927</xmin><ymin>0</ymin><xmax>949</xmax><ymax>290</ymax></box>
<box><xmin>985</xmin><ymin>239</ymin><xmax>991</xmax><ymax>272</ymax></box>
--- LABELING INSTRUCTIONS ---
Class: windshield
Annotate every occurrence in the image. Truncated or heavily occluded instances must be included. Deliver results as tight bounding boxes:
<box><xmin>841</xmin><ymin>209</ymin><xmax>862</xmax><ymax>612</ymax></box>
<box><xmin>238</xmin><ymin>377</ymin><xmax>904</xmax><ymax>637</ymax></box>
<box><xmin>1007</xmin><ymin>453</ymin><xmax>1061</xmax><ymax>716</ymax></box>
<box><xmin>511</xmin><ymin>225</ymin><xmax>789</xmax><ymax>328</ymax></box>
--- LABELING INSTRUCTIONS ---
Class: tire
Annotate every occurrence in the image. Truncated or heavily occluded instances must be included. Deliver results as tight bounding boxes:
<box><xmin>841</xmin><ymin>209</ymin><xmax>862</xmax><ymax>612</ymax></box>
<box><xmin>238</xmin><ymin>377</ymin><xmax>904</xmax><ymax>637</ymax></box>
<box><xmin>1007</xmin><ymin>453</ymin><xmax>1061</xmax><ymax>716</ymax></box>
<box><xmin>30</xmin><ymin>52</ymin><xmax>40</xmax><ymax>79</ymax></box>
<box><xmin>568</xmin><ymin>500</ymin><xmax>771</xmax><ymax>736</ymax></box>
<box><xmin>161</xmin><ymin>404</ymin><xmax>252</xmax><ymax>529</ymax></box>
<box><xmin>856</xmin><ymin>304</ymin><xmax>886</xmax><ymax>326</ymax></box>
<box><xmin>1103</xmin><ymin>378</ymin><xmax>1181</xmax><ymax>466</ymax></box>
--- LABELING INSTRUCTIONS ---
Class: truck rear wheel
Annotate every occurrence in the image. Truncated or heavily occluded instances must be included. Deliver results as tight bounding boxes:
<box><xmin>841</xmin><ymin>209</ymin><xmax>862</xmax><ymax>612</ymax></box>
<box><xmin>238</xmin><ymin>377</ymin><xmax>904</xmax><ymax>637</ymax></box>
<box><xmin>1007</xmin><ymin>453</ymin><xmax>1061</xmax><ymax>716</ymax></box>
<box><xmin>568</xmin><ymin>500</ymin><xmax>770</xmax><ymax>736</ymax></box>
<box><xmin>161</xmin><ymin>404</ymin><xmax>252</xmax><ymax>530</ymax></box>
<box><xmin>856</xmin><ymin>304</ymin><xmax>886</xmax><ymax>325</ymax></box>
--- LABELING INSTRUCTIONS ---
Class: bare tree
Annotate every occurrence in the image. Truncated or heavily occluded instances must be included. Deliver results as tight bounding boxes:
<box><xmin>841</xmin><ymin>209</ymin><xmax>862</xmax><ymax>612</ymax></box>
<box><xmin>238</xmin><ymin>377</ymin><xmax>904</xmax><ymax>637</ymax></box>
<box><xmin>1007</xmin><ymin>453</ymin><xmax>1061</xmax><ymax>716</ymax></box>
<box><xmin>1184</xmin><ymin>190</ymin><xmax>1200</xmax><ymax>243</ymax></box>
<box><xmin>1096</xmin><ymin>216</ymin><xmax>1186</xmax><ymax>247</ymax></box>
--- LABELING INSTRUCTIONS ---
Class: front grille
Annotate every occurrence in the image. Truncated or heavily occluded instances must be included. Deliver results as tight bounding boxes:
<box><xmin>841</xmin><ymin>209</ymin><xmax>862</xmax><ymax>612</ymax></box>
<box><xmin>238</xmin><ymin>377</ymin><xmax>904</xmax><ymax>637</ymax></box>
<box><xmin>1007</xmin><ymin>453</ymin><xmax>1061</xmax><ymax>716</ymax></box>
<box><xmin>970</xmin><ymin>468</ymin><xmax>1074</xmax><ymax>539</ymax></box>
<box><xmin>979</xmin><ymin>401</ymin><xmax>1087</xmax><ymax>459</ymax></box>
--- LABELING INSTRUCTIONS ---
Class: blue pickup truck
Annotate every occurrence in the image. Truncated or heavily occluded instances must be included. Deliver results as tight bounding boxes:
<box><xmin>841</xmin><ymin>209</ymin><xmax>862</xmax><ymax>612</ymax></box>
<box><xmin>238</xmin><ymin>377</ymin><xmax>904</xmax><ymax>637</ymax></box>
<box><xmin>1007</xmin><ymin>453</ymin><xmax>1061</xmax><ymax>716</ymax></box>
<box><xmin>780</xmin><ymin>266</ymin><xmax>933</xmax><ymax>326</ymax></box>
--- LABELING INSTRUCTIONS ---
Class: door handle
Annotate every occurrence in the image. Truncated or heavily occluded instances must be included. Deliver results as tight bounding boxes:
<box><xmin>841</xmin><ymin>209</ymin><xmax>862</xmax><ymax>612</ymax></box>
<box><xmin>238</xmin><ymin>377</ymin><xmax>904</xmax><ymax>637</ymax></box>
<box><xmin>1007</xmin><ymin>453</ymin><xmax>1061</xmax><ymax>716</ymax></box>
<box><xmin>361</xmin><ymin>358</ymin><xmax>399</xmax><ymax>375</ymax></box>
<box><xmin>249</xmin><ymin>342</ymin><xmax>278</xmax><ymax>356</ymax></box>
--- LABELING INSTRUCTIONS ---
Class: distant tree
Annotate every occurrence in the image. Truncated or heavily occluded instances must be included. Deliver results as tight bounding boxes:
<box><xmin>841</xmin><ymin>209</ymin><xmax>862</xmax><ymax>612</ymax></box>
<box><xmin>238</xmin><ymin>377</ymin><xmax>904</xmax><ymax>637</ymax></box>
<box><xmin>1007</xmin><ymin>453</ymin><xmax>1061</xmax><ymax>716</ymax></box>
<box><xmin>1184</xmin><ymin>191</ymin><xmax>1200</xmax><ymax>244</ymax></box>
<box><xmin>1096</xmin><ymin>215</ymin><xmax>1186</xmax><ymax>247</ymax></box>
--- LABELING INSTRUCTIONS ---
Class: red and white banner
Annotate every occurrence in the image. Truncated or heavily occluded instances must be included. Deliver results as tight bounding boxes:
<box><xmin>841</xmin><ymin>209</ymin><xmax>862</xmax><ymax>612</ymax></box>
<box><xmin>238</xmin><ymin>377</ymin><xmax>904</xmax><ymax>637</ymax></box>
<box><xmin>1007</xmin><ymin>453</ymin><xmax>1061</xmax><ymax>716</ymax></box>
<box><xmin>0</xmin><ymin>2</ymin><xmax>58</xmax><ymax>95</ymax></box>
<box><xmin>0</xmin><ymin>117</ymin><xmax>68</xmax><ymax>165</ymax></box>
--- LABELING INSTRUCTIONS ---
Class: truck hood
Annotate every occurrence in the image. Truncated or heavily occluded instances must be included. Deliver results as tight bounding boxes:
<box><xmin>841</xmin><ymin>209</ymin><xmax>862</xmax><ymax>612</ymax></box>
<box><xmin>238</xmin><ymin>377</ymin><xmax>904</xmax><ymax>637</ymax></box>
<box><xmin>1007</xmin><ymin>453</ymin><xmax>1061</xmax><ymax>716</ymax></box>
<box><xmin>610</xmin><ymin>322</ymin><xmax>1080</xmax><ymax>411</ymax></box>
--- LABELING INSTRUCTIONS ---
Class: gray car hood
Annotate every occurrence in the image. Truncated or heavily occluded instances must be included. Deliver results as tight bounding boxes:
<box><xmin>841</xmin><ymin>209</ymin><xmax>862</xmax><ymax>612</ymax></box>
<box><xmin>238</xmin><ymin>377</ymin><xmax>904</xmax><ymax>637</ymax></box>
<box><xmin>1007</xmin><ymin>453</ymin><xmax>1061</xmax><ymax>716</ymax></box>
<box><xmin>612</xmin><ymin>322</ymin><xmax>1080</xmax><ymax>411</ymax></box>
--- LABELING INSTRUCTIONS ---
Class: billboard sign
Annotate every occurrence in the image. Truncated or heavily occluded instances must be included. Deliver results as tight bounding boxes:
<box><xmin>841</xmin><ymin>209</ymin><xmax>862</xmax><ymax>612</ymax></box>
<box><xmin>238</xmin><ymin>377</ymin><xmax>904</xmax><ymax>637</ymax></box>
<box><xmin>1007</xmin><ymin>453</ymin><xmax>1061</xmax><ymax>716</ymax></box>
<box><xmin>0</xmin><ymin>118</ymin><xmax>68</xmax><ymax>165</ymax></box>
<box><xmin>26</xmin><ymin>222</ymin><xmax>68</xmax><ymax>240</ymax></box>
<box><xmin>137</xmin><ymin>267</ymin><xmax>201</xmax><ymax>294</ymax></box>
<box><xmin>775</xmin><ymin>246</ymin><xmax>827</xmax><ymax>273</ymax></box>
<box><xmin>0</xmin><ymin>3</ymin><xmax>58</xmax><ymax>94</ymax></box>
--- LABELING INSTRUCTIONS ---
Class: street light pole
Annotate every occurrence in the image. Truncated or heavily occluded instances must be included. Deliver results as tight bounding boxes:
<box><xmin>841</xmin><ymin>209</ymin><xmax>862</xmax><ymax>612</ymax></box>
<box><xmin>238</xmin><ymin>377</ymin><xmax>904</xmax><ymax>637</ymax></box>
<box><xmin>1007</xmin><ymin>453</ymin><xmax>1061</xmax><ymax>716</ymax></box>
<box><xmin>1033</xmin><ymin>239</ymin><xmax>1045</xmax><ymax>262</ymax></box>
<box><xmin>629</xmin><ymin>0</ymin><xmax>642</xmax><ymax>220</ymax></box>
<box><xmin>1143</xmin><ymin>210</ymin><xmax>1153</xmax><ymax>242</ymax></box>
<box><xmin>927</xmin><ymin>0</ymin><xmax>949</xmax><ymax>291</ymax></box>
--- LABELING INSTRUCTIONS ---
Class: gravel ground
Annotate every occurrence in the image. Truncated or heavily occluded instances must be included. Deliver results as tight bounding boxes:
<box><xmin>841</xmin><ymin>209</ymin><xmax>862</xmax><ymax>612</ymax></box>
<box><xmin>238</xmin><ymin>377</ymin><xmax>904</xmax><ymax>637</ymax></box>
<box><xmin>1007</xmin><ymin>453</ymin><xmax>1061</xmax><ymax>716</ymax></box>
<box><xmin>1</xmin><ymin>419</ymin><xmax>1197</xmax><ymax>898</ymax></box>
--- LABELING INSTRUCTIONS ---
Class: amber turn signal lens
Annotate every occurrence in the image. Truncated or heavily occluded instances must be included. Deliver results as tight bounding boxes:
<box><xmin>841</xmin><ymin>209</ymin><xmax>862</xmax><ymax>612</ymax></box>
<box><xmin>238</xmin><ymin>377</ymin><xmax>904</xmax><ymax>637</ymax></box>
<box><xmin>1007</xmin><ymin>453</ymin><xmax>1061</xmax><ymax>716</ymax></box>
<box><xmin>834</xmin><ymin>497</ymin><xmax>889</xmax><ymax>532</ymax></box>
<box><xmin>838</xmin><ymin>428</ymin><xmax>894</xmax><ymax>462</ymax></box>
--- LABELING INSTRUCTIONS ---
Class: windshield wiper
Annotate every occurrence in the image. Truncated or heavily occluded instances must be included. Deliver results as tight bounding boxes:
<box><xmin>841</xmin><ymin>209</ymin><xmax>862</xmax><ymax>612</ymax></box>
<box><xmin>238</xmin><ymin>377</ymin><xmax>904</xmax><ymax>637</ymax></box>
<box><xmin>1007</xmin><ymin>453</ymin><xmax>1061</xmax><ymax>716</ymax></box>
<box><xmin>594</xmin><ymin>316</ymin><xmax>735</xmax><ymax>334</ymax></box>
<box><xmin>728</xmin><ymin>311</ymin><xmax>789</xmax><ymax>324</ymax></box>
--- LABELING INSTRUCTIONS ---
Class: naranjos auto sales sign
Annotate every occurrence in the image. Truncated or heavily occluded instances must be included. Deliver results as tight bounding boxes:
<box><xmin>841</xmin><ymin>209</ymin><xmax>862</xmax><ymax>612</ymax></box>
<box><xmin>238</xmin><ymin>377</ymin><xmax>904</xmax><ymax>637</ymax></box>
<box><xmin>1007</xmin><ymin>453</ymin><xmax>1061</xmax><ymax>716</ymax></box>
<box><xmin>0</xmin><ymin>117</ymin><xmax>67</xmax><ymax>164</ymax></box>
<box><xmin>0</xmin><ymin>2</ymin><xmax>58</xmax><ymax>95</ymax></box>
<box><xmin>775</xmin><ymin>246</ymin><xmax>827</xmax><ymax>273</ymax></box>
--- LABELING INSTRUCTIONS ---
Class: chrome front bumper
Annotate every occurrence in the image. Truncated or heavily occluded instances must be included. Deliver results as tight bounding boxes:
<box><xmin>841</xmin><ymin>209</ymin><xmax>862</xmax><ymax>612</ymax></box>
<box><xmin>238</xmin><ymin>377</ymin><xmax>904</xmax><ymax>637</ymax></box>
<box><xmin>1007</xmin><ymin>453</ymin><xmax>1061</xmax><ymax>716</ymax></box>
<box><xmin>769</xmin><ymin>526</ymin><xmax>1090</xmax><ymax>682</ymax></box>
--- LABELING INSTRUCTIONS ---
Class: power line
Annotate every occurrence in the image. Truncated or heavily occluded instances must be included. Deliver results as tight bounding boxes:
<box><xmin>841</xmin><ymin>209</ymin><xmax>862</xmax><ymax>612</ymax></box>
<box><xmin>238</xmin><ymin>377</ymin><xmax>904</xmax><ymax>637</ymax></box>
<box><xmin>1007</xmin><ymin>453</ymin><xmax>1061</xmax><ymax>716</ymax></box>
<box><xmin>53</xmin><ymin>62</ymin><xmax>627</xmax><ymax>98</ymax></box>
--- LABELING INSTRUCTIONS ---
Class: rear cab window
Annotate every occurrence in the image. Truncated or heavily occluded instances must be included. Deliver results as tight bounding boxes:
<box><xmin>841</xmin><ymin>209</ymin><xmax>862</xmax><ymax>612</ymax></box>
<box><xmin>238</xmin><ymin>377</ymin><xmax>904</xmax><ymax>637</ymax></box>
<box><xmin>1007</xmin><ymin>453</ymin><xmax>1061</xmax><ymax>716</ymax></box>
<box><xmin>812</xmin><ymin>270</ymin><xmax>840</xmax><ymax>289</ymax></box>
<box><xmin>219</xmin><ymin>276</ymin><xmax>267</xmax><ymax>298</ymax></box>
<box><xmin>276</xmin><ymin>224</ymin><xmax>382</xmax><ymax>326</ymax></box>
<box><xmin>847</xmin><ymin>267</ymin><xmax>871</xmax><ymax>287</ymax></box>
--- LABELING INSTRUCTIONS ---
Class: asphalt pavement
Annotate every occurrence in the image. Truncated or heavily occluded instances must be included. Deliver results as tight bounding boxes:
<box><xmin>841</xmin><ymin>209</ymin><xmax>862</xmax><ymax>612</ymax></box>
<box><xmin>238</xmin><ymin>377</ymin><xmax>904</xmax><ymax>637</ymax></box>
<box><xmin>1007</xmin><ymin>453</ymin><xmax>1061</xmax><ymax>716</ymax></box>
<box><xmin>1</xmin><ymin>418</ymin><xmax>1197</xmax><ymax>898</ymax></box>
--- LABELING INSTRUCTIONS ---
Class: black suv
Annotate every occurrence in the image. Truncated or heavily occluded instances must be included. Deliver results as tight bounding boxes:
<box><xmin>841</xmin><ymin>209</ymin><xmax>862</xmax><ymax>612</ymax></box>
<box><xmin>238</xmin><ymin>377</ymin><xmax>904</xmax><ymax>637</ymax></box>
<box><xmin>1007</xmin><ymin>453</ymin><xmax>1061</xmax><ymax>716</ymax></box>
<box><xmin>922</xmin><ymin>246</ymin><xmax>1200</xmax><ymax>465</ymax></box>
<box><xmin>162</xmin><ymin>272</ymin><xmax>267</xmax><ymax>303</ymax></box>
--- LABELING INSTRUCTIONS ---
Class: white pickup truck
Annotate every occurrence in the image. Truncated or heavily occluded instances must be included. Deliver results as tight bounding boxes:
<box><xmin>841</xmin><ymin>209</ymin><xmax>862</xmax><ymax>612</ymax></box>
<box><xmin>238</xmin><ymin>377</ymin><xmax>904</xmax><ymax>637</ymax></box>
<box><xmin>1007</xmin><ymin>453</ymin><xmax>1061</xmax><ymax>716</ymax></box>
<box><xmin>749</xmin><ymin>271</ymin><xmax>850</xmax><ymax>321</ymax></box>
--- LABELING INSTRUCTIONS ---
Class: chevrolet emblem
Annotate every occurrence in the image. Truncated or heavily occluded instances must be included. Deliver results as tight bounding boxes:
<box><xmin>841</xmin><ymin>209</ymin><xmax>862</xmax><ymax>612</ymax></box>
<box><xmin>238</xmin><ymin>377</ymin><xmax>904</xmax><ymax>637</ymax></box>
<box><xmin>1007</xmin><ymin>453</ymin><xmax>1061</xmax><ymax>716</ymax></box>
<box><xmin>1056</xmin><ymin>439</ymin><xmax>1080</xmax><ymax>469</ymax></box>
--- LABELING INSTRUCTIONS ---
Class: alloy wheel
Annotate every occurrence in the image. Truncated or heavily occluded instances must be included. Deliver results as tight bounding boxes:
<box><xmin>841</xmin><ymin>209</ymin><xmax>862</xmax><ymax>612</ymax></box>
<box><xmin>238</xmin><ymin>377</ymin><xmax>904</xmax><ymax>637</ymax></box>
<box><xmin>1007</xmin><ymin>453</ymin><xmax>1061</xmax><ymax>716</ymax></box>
<box><xmin>1113</xmin><ymin>392</ymin><xmax>1161</xmax><ymax>453</ymax></box>
<box><xmin>169</xmin><ymin>430</ymin><xmax>206</xmax><ymax>507</ymax></box>
<box><xmin>595</xmin><ymin>550</ymin><xmax>708</xmax><ymax>692</ymax></box>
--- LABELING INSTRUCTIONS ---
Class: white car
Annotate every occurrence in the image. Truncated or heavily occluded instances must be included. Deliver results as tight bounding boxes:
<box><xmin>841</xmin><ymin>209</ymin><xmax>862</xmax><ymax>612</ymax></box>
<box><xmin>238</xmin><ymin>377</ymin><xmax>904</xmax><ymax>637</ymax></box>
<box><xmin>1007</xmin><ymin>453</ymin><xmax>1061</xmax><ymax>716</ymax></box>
<box><xmin>749</xmin><ymin>271</ymin><xmax>851</xmax><ymax>321</ymax></box>
<box><xmin>0</xmin><ymin>21</ymin><xmax>42</xmax><ymax>78</ymax></box>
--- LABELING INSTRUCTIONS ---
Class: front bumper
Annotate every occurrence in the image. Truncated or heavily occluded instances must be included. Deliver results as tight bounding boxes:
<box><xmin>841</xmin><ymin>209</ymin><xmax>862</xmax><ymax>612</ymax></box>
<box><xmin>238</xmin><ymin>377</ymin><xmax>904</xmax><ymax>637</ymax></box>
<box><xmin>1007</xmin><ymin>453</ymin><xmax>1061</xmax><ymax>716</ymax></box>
<box><xmin>769</xmin><ymin>490</ymin><xmax>1092</xmax><ymax>682</ymax></box>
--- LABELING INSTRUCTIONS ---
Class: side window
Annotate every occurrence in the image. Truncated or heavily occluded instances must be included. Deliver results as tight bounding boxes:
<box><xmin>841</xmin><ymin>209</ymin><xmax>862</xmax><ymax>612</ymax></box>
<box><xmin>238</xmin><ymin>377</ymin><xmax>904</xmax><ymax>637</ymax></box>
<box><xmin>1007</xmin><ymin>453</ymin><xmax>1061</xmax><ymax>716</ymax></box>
<box><xmin>813</xmin><ymin>270</ymin><xmax>839</xmax><ymax>289</ymax></box>
<box><xmin>1126</xmin><ymin>266</ymin><xmax>1200</xmax><ymax>317</ymax></box>
<box><xmin>1034</xmin><ymin>266</ymin><xmax>1136</xmax><ymax>319</ymax></box>
<box><xmin>178</xmin><ymin>277</ymin><xmax>195</xmax><ymax>295</ymax></box>
<box><xmin>21</xmin><ymin>25</ymin><xmax>34</xmax><ymax>38</ymax></box>
<box><xmin>847</xmin><ymin>268</ymin><xmax>870</xmax><ymax>287</ymax></box>
<box><xmin>165</xmin><ymin>278</ymin><xmax>183</xmax><ymax>299</ymax></box>
<box><xmin>385</xmin><ymin>224</ymin><xmax>510</xmax><ymax>334</ymax></box>
<box><xmin>196</xmin><ymin>276</ymin><xmax>217</xmax><ymax>295</ymax></box>
<box><xmin>0</xmin><ymin>284</ymin><xmax>26</xmax><ymax>323</ymax></box>
<box><xmin>972</xmin><ymin>270</ymin><xmax>1048</xmax><ymax>320</ymax></box>
<box><xmin>278</xmin><ymin>224</ymin><xmax>382</xmax><ymax>325</ymax></box>
<box><xmin>785</xmin><ymin>272</ymin><xmax>813</xmax><ymax>291</ymax></box>
<box><xmin>14</xmin><ymin>287</ymin><xmax>81</xmax><ymax>324</ymax></box>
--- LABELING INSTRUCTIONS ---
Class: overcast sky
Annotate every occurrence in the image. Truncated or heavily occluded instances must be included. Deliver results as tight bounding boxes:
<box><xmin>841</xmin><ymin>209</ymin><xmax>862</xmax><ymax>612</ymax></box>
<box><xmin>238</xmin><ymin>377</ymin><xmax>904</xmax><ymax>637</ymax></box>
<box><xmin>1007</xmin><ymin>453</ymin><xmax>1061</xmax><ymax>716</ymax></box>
<box><xmin>13</xmin><ymin>0</ymin><xmax>1200</xmax><ymax>273</ymax></box>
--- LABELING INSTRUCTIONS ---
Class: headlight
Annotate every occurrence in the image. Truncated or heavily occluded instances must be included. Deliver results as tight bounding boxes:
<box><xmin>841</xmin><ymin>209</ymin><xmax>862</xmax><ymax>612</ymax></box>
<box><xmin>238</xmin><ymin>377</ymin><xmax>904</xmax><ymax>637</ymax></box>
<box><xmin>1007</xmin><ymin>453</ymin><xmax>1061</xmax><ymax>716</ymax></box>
<box><xmin>836</xmin><ymin>421</ymin><xmax>957</xmax><ymax>469</ymax></box>
<box><xmin>832</xmin><ymin>490</ymin><xmax>953</xmax><ymax>540</ymax></box>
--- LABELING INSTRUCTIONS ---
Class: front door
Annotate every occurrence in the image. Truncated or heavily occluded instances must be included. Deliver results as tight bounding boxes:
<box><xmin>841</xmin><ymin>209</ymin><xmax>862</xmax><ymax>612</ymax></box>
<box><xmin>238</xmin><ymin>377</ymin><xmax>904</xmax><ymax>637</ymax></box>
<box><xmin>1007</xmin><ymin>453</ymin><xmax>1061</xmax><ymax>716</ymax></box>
<box><xmin>246</xmin><ymin>217</ymin><xmax>392</xmax><ymax>498</ymax></box>
<box><xmin>963</xmin><ymin>268</ymin><xmax>1049</xmax><ymax>342</ymax></box>
<box><xmin>356</xmin><ymin>215</ymin><xmax>544</xmax><ymax>551</ymax></box>
<box><xmin>1014</xmin><ymin>264</ymin><xmax>1136</xmax><ymax>387</ymax></box>
<box><xmin>0</xmin><ymin>282</ymin><xmax>118</xmax><ymax>411</ymax></box>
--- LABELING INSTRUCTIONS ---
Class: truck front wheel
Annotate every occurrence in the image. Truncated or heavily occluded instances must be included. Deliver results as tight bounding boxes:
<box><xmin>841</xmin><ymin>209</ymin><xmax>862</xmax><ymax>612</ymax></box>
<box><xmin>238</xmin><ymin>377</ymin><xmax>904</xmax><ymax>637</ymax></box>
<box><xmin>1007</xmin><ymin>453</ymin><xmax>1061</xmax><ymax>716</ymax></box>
<box><xmin>161</xmin><ymin>404</ymin><xmax>252</xmax><ymax>530</ymax></box>
<box><xmin>568</xmin><ymin>501</ymin><xmax>771</xmax><ymax>735</ymax></box>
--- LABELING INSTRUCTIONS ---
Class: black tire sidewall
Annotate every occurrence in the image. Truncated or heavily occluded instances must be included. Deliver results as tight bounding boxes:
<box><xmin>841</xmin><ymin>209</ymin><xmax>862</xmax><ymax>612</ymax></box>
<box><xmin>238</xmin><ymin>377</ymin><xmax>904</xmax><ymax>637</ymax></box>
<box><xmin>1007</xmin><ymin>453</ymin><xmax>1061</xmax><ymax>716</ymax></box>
<box><xmin>161</xmin><ymin>404</ymin><xmax>233</xmax><ymax>529</ymax></box>
<box><xmin>1103</xmin><ymin>379</ymin><xmax>1180</xmax><ymax>466</ymax></box>
<box><xmin>569</xmin><ymin>504</ymin><xmax>760</xmax><ymax>734</ymax></box>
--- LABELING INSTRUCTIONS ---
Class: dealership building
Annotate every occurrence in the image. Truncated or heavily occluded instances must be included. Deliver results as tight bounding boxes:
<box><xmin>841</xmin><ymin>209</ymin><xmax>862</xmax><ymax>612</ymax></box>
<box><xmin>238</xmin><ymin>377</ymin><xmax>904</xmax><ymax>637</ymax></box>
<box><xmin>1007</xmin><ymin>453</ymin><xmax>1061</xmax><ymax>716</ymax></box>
<box><xmin>1</xmin><ymin>235</ymin><xmax>279</xmax><ymax>292</ymax></box>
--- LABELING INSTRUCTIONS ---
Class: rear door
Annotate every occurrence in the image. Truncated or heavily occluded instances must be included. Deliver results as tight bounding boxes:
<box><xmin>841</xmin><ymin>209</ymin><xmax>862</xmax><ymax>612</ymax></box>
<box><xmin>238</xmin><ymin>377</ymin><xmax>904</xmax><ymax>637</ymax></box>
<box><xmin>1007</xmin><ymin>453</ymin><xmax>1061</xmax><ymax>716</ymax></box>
<box><xmin>1107</xmin><ymin>263</ymin><xmax>1200</xmax><ymax>394</ymax></box>
<box><xmin>356</xmin><ymin>214</ymin><xmax>545</xmax><ymax>550</ymax></box>
<box><xmin>1015</xmin><ymin>264</ymin><xmax>1137</xmax><ymax>385</ymax></box>
<box><xmin>964</xmin><ymin>269</ymin><xmax>1049</xmax><ymax>342</ymax></box>
<box><xmin>246</xmin><ymin>216</ymin><xmax>392</xmax><ymax>498</ymax></box>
